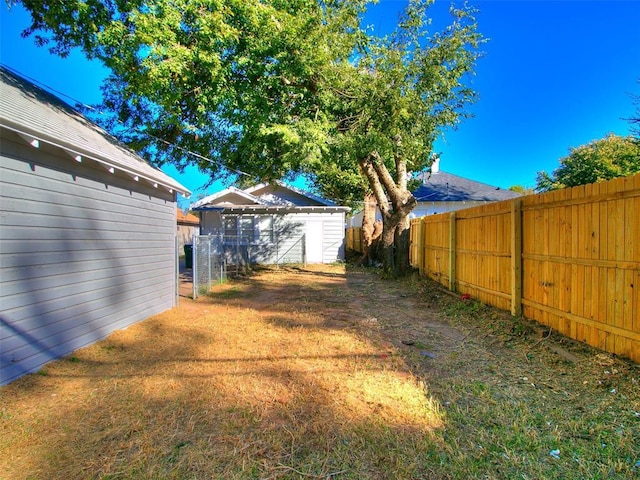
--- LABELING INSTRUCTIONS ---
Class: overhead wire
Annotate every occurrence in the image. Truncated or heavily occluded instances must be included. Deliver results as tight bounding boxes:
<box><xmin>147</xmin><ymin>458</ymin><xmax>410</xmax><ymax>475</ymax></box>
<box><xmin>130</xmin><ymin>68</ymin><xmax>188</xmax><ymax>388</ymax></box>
<box><xmin>1</xmin><ymin>64</ymin><xmax>253</xmax><ymax>180</ymax></box>
<box><xmin>3</xmin><ymin>64</ymin><xmax>436</xmax><ymax>208</ymax></box>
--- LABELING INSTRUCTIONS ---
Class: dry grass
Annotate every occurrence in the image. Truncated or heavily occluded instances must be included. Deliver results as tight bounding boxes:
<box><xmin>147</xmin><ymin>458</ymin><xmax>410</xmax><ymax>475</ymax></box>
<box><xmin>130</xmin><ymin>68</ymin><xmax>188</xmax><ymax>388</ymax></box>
<box><xmin>1</xmin><ymin>264</ymin><xmax>638</xmax><ymax>479</ymax></box>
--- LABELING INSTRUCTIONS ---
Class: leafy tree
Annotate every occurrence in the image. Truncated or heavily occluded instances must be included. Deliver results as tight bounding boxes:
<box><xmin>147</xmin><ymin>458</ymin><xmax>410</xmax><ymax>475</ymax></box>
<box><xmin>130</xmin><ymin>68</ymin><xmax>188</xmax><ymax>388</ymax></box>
<box><xmin>536</xmin><ymin>134</ymin><xmax>640</xmax><ymax>192</ymax></box>
<box><xmin>306</xmin><ymin>1</ymin><xmax>484</xmax><ymax>274</ymax></box>
<box><xmin>14</xmin><ymin>0</ymin><xmax>483</xmax><ymax>275</ymax></box>
<box><xmin>508</xmin><ymin>185</ymin><xmax>534</xmax><ymax>195</ymax></box>
<box><xmin>15</xmin><ymin>0</ymin><xmax>366</xmax><ymax>177</ymax></box>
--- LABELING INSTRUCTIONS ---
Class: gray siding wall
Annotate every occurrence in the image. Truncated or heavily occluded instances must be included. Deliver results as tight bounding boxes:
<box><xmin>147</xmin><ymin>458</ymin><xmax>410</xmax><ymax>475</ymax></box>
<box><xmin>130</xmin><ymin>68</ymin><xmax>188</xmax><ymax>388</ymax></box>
<box><xmin>0</xmin><ymin>132</ymin><xmax>178</xmax><ymax>385</ymax></box>
<box><xmin>347</xmin><ymin>201</ymin><xmax>488</xmax><ymax>227</ymax></box>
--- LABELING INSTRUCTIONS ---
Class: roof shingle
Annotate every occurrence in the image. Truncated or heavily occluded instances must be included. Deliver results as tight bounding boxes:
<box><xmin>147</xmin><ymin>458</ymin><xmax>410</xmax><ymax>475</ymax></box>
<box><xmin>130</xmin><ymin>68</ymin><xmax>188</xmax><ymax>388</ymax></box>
<box><xmin>413</xmin><ymin>171</ymin><xmax>521</xmax><ymax>202</ymax></box>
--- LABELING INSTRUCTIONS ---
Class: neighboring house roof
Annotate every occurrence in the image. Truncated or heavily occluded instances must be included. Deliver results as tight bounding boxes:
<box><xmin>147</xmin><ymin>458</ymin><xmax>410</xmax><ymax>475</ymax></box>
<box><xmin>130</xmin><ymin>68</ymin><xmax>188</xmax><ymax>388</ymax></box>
<box><xmin>192</xmin><ymin>182</ymin><xmax>349</xmax><ymax>213</ymax></box>
<box><xmin>413</xmin><ymin>170</ymin><xmax>521</xmax><ymax>202</ymax></box>
<box><xmin>0</xmin><ymin>66</ymin><xmax>190</xmax><ymax>197</ymax></box>
<box><xmin>177</xmin><ymin>208</ymin><xmax>200</xmax><ymax>225</ymax></box>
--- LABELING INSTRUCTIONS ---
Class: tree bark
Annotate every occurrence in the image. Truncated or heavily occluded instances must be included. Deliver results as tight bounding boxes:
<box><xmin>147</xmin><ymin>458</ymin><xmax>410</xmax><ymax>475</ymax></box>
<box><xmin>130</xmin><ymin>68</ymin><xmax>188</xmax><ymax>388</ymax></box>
<box><xmin>395</xmin><ymin>214</ymin><xmax>412</xmax><ymax>275</ymax></box>
<box><xmin>359</xmin><ymin>151</ymin><xmax>416</xmax><ymax>276</ymax></box>
<box><xmin>361</xmin><ymin>193</ymin><xmax>382</xmax><ymax>265</ymax></box>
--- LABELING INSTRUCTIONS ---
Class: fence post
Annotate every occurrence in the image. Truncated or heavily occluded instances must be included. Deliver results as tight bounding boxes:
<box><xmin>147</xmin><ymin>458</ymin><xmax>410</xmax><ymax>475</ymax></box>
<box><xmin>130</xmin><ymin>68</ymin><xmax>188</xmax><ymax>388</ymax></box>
<box><xmin>511</xmin><ymin>198</ymin><xmax>523</xmax><ymax>316</ymax></box>
<box><xmin>449</xmin><ymin>212</ymin><xmax>456</xmax><ymax>291</ymax></box>
<box><xmin>192</xmin><ymin>234</ymin><xmax>197</xmax><ymax>300</ymax></box>
<box><xmin>302</xmin><ymin>233</ymin><xmax>307</xmax><ymax>266</ymax></box>
<box><xmin>208</xmin><ymin>236</ymin><xmax>212</xmax><ymax>290</ymax></box>
<box><xmin>417</xmin><ymin>219</ymin><xmax>424</xmax><ymax>274</ymax></box>
<box><xmin>175</xmin><ymin>235</ymin><xmax>179</xmax><ymax>306</ymax></box>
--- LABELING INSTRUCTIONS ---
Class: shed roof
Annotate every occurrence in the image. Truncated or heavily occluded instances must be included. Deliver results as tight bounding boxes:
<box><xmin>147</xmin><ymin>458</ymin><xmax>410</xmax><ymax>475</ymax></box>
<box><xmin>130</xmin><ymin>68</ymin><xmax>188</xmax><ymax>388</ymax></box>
<box><xmin>0</xmin><ymin>66</ymin><xmax>190</xmax><ymax>197</ymax></box>
<box><xmin>191</xmin><ymin>187</ymin><xmax>267</xmax><ymax>209</ymax></box>
<box><xmin>413</xmin><ymin>171</ymin><xmax>521</xmax><ymax>202</ymax></box>
<box><xmin>192</xmin><ymin>182</ymin><xmax>348</xmax><ymax>212</ymax></box>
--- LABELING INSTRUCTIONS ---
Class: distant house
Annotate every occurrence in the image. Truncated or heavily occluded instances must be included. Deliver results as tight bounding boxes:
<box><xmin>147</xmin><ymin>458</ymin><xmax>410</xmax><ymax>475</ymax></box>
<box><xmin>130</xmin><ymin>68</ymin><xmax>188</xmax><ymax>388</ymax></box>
<box><xmin>176</xmin><ymin>208</ymin><xmax>200</xmax><ymax>253</ymax></box>
<box><xmin>192</xmin><ymin>183</ymin><xmax>350</xmax><ymax>264</ymax></box>
<box><xmin>0</xmin><ymin>67</ymin><xmax>190</xmax><ymax>385</ymax></box>
<box><xmin>348</xmin><ymin>159</ymin><xmax>521</xmax><ymax>227</ymax></box>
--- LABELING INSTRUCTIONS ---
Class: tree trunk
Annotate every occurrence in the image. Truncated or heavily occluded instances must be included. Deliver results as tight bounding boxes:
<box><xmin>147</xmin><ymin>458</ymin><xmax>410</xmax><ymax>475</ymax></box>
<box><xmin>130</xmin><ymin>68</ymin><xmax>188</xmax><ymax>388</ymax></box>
<box><xmin>380</xmin><ymin>220</ymin><xmax>396</xmax><ymax>275</ymax></box>
<box><xmin>361</xmin><ymin>193</ymin><xmax>382</xmax><ymax>265</ymax></box>
<box><xmin>359</xmin><ymin>151</ymin><xmax>416</xmax><ymax>276</ymax></box>
<box><xmin>394</xmin><ymin>214</ymin><xmax>412</xmax><ymax>275</ymax></box>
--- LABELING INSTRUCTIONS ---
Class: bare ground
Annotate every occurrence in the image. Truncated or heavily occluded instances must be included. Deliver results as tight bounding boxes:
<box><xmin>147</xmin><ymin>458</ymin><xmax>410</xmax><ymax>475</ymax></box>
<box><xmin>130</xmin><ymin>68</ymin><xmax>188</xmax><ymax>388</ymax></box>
<box><xmin>1</xmin><ymin>264</ymin><xmax>638</xmax><ymax>479</ymax></box>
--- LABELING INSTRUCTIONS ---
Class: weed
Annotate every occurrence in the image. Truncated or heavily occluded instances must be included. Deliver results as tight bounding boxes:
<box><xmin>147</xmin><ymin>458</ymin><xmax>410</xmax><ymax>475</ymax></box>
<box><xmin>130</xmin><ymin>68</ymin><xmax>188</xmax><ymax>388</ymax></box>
<box><xmin>442</xmin><ymin>297</ymin><xmax>485</xmax><ymax>317</ymax></box>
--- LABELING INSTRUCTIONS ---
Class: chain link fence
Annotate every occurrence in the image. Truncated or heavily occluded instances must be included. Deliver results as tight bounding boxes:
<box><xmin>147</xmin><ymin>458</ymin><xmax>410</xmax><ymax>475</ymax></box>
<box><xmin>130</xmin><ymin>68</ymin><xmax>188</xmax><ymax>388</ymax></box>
<box><xmin>192</xmin><ymin>234</ymin><xmax>226</xmax><ymax>299</ymax></box>
<box><xmin>190</xmin><ymin>231</ymin><xmax>306</xmax><ymax>298</ymax></box>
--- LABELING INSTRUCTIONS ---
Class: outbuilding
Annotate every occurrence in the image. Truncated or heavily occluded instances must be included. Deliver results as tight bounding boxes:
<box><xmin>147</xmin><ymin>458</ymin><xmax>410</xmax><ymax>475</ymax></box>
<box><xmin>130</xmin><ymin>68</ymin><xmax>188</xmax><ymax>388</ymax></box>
<box><xmin>177</xmin><ymin>208</ymin><xmax>200</xmax><ymax>253</ymax></box>
<box><xmin>0</xmin><ymin>67</ymin><xmax>190</xmax><ymax>384</ymax></box>
<box><xmin>192</xmin><ymin>183</ymin><xmax>350</xmax><ymax>265</ymax></box>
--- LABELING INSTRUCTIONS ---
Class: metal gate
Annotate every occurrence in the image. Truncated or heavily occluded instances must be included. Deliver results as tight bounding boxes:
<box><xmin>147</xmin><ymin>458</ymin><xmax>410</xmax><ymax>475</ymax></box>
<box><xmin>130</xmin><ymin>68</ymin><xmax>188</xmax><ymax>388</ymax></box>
<box><xmin>191</xmin><ymin>231</ymin><xmax>306</xmax><ymax>298</ymax></box>
<box><xmin>192</xmin><ymin>234</ymin><xmax>226</xmax><ymax>299</ymax></box>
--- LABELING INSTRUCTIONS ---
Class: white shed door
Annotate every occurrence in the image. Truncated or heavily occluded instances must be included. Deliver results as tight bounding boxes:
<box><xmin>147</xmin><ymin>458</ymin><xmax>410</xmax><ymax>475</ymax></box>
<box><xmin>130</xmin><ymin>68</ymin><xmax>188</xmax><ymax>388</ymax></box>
<box><xmin>305</xmin><ymin>221</ymin><xmax>324</xmax><ymax>263</ymax></box>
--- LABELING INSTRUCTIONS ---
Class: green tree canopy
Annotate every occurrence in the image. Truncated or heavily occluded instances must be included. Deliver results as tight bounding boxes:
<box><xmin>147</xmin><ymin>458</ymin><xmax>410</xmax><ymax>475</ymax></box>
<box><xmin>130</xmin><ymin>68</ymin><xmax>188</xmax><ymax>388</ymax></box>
<box><xmin>14</xmin><ymin>0</ymin><xmax>483</xmax><ymax>275</ymax></box>
<box><xmin>536</xmin><ymin>134</ymin><xmax>640</xmax><ymax>192</ymax></box>
<box><xmin>508</xmin><ymin>185</ymin><xmax>534</xmax><ymax>195</ymax></box>
<box><xmin>312</xmin><ymin>1</ymin><xmax>482</xmax><ymax>273</ymax></box>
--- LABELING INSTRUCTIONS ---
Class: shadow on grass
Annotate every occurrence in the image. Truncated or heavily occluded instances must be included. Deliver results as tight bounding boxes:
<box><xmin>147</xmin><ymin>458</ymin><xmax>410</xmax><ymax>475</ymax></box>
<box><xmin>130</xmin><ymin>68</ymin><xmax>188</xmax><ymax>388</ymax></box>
<box><xmin>4</xmin><ymin>264</ymin><xmax>638</xmax><ymax>479</ymax></box>
<box><xmin>0</xmin><ymin>265</ymin><xmax>445</xmax><ymax>480</ymax></box>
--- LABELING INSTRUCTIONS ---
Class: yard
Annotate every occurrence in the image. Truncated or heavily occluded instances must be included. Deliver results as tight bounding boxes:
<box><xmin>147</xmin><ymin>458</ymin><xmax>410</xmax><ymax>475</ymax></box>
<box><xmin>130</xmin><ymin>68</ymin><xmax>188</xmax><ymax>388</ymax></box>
<box><xmin>1</xmin><ymin>264</ymin><xmax>638</xmax><ymax>479</ymax></box>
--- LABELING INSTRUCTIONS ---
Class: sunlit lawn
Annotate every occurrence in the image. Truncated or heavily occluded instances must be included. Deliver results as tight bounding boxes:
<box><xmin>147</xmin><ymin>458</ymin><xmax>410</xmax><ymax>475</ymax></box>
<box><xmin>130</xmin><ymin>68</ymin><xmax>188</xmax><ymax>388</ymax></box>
<box><xmin>1</xmin><ymin>265</ymin><xmax>638</xmax><ymax>479</ymax></box>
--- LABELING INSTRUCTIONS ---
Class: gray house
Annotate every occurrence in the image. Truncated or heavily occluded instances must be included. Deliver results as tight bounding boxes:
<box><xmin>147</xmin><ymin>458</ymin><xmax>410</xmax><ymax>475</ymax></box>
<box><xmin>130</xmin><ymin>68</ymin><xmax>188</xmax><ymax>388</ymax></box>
<box><xmin>348</xmin><ymin>159</ymin><xmax>522</xmax><ymax>227</ymax></box>
<box><xmin>0</xmin><ymin>67</ymin><xmax>190</xmax><ymax>385</ymax></box>
<box><xmin>192</xmin><ymin>183</ymin><xmax>350</xmax><ymax>264</ymax></box>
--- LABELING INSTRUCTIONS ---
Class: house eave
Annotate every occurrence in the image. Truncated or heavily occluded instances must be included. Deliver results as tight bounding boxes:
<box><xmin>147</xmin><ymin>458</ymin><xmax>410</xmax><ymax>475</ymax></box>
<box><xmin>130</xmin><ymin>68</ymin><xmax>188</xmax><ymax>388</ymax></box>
<box><xmin>194</xmin><ymin>205</ymin><xmax>350</xmax><ymax>214</ymax></box>
<box><xmin>0</xmin><ymin>121</ymin><xmax>191</xmax><ymax>198</ymax></box>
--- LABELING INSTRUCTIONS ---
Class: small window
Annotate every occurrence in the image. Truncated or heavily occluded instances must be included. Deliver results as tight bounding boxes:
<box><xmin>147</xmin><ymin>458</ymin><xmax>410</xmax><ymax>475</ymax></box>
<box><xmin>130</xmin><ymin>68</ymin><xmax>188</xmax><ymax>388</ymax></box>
<box><xmin>258</xmin><ymin>216</ymin><xmax>274</xmax><ymax>243</ymax></box>
<box><xmin>224</xmin><ymin>216</ymin><xmax>238</xmax><ymax>242</ymax></box>
<box><xmin>239</xmin><ymin>216</ymin><xmax>255</xmax><ymax>244</ymax></box>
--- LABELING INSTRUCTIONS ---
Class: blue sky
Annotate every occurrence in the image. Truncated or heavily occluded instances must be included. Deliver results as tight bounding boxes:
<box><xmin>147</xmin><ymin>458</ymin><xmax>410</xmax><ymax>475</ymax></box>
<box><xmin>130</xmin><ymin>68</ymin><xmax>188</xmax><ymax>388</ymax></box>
<box><xmin>2</xmin><ymin>0</ymin><xmax>639</xmax><ymax>207</ymax></box>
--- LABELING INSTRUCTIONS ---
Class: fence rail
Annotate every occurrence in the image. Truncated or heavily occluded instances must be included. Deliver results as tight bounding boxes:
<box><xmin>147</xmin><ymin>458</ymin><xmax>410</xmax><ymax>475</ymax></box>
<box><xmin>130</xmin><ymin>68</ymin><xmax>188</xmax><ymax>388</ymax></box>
<box><xmin>348</xmin><ymin>173</ymin><xmax>640</xmax><ymax>362</ymax></box>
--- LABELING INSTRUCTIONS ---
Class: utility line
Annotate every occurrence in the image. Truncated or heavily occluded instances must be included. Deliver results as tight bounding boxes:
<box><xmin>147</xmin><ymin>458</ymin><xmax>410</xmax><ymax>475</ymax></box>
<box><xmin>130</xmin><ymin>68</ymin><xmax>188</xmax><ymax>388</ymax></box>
<box><xmin>1</xmin><ymin>64</ymin><xmax>252</xmax><ymax>179</ymax></box>
<box><xmin>3</xmin><ymin>65</ymin><xmax>434</xmax><ymax>209</ymax></box>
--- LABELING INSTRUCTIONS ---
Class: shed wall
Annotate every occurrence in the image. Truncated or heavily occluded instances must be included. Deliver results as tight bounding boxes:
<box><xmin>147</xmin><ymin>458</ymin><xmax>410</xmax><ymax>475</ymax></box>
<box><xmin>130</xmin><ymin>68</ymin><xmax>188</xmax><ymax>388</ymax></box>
<box><xmin>1</xmin><ymin>132</ymin><xmax>178</xmax><ymax>384</ymax></box>
<box><xmin>199</xmin><ymin>211</ymin><xmax>346</xmax><ymax>264</ymax></box>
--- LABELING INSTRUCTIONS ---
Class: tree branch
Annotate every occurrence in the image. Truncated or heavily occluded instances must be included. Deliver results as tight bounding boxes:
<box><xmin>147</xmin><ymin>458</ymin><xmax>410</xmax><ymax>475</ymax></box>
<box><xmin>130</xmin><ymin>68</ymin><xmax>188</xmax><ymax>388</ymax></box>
<box><xmin>360</xmin><ymin>152</ymin><xmax>390</xmax><ymax>219</ymax></box>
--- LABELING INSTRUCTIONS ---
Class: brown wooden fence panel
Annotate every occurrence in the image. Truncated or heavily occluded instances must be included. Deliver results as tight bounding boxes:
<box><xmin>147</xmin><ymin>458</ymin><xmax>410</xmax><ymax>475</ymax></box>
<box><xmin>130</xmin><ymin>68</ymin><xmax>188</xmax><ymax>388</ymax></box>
<box><xmin>412</xmin><ymin>214</ymin><xmax>450</xmax><ymax>284</ymax></box>
<box><xmin>454</xmin><ymin>202</ymin><xmax>513</xmax><ymax>311</ymax></box>
<box><xmin>346</xmin><ymin>227</ymin><xmax>363</xmax><ymax>253</ymax></box>
<box><xmin>517</xmin><ymin>175</ymin><xmax>639</xmax><ymax>361</ymax></box>
<box><xmin>408</xmin><ymin>173</ymin><xmax>640</xmax><ymax>362</ymax></box>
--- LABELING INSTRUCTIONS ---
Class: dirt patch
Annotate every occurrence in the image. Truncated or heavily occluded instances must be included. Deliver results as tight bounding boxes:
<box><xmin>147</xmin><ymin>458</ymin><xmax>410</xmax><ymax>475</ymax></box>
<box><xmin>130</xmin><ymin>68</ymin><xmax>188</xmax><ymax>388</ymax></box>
<box><xmin>1</xmin><ymin>264</ymin><xmax>638</xmax><ymax>479</ymax></box>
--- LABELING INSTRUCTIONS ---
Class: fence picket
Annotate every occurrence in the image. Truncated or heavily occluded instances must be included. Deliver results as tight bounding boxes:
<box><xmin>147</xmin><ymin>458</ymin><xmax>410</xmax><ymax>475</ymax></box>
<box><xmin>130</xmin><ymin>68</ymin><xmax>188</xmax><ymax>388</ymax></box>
<box><xmin>346</xmin><ymin>172</ymin><xmax>640</xmax><ymax>362</ymax></box>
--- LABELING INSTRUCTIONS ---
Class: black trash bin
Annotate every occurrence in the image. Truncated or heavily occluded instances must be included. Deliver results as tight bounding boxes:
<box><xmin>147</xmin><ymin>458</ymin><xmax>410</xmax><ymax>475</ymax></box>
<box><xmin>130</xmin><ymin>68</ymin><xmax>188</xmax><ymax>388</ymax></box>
<box><xmin>184</xmin><ymin>244</ymin><xmax>193</xmax><ymax>269</ymax></box>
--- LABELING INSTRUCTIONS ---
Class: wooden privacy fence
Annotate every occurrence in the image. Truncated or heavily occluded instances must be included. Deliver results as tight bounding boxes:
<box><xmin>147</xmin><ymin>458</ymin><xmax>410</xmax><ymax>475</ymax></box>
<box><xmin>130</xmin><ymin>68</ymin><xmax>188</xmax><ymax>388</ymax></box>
<box><xmin>345</xmin><ymin>174</ymin><xmax>639</xmax><ymax>361</ymax></box>
<box><xmin>346</xmin><ymin>226</ymin><xmax>364</xmax><ymax>254</ymax></box>
<box><xmin>408</xmin><ymin>173</ymin><xmax>639</xmax><ymax>362</ymax></box>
